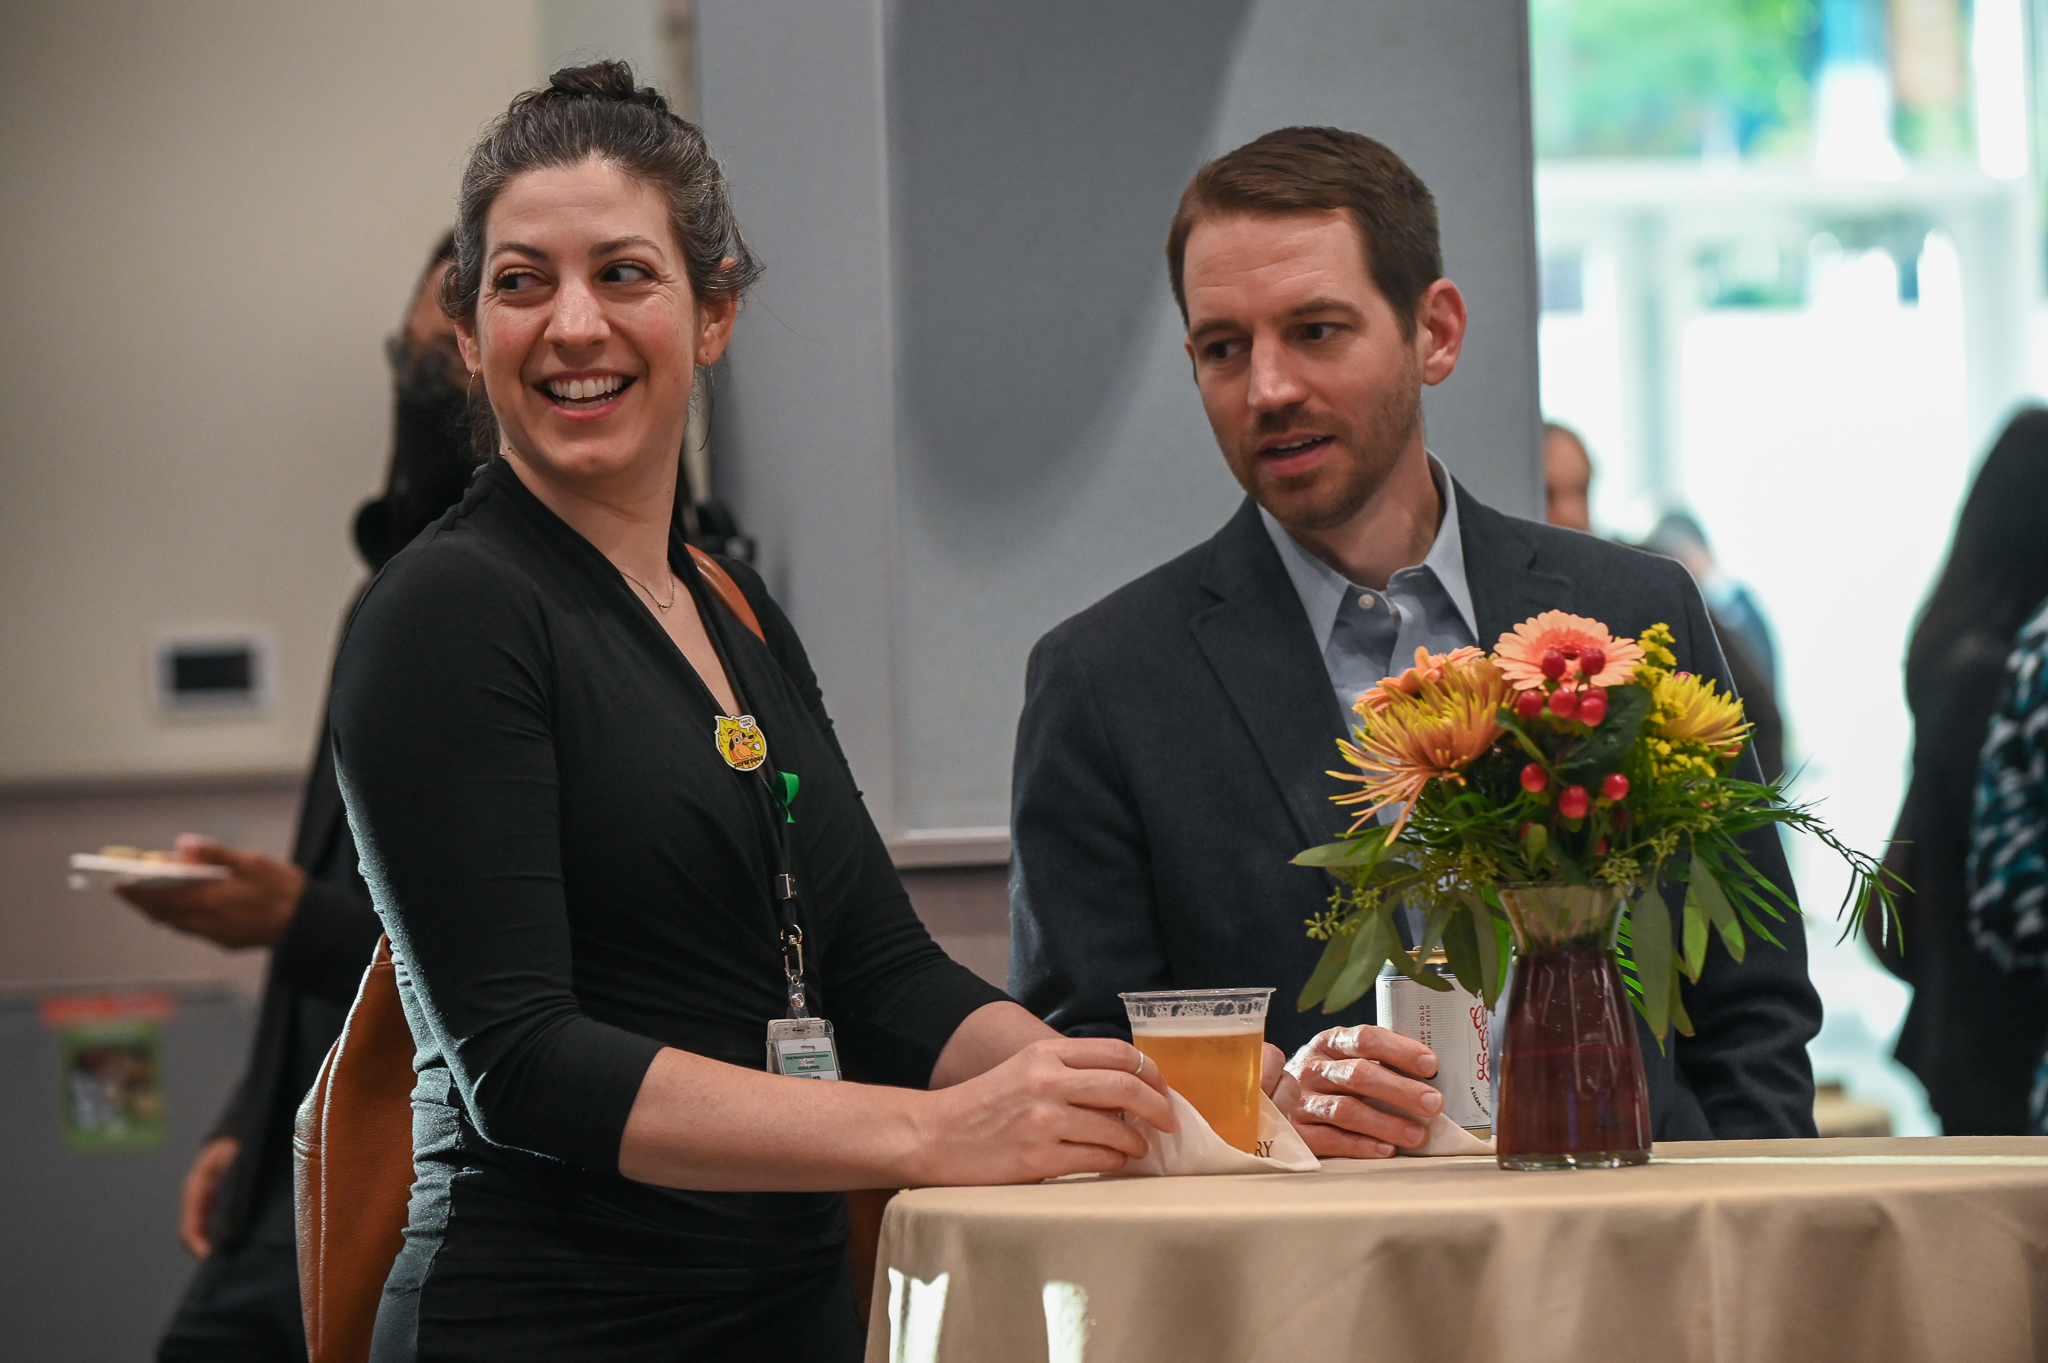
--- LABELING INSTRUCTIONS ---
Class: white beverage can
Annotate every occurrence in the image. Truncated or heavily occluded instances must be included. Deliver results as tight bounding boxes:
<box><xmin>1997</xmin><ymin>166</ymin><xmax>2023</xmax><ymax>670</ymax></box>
<box><xmin>1375</xmin><ymin>955</ymin><xmax>1494</xmax><ymax>1136</ymax></box>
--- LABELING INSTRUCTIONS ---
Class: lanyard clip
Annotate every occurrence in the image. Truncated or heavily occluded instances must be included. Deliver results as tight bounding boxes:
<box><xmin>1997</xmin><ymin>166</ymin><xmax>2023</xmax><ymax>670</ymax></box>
<box><xmin>781</xmin><ymin>923</ymin><xmax>809</xmax><ymax>1018</ymax></box>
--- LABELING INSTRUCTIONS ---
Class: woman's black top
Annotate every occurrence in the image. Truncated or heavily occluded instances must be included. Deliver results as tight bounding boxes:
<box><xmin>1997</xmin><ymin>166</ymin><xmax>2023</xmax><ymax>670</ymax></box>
<box><xmin>1887</xmin><ymin>626</ymin><xmax>2048</xmax><ymax>1133</ymax></box>
<box><xmin>329</xmin><ymin>460</ymin><xmax>1006</xmax><ymax>1361</ymax></box>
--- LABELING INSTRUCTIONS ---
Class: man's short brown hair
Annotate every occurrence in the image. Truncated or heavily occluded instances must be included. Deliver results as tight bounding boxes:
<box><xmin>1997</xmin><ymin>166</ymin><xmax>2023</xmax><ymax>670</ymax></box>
<box><xmin>1167</xmin><ymin>127</ymin><xmax>1441</xmax><ymax>339</ymax></box>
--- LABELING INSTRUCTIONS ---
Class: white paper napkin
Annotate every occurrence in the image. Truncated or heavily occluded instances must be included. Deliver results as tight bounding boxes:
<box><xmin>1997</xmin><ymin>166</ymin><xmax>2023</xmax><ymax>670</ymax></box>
<box><xmin>1108</xmin><ymin>1087</ymin><xmax>1320</xmax><ymax>1176</ymax></box>
<box><xmin>1398</xmin><ymin>1111</ymin><xmax>1495</xmax><ymax>1156</ymax></box>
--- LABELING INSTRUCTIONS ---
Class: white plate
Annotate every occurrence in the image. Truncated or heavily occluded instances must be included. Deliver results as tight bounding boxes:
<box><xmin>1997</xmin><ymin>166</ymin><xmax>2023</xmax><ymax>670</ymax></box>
<box><xmin>69</xmin><ymin>853</ymin><xmax>230</xmax><ymax>887</ymax></box>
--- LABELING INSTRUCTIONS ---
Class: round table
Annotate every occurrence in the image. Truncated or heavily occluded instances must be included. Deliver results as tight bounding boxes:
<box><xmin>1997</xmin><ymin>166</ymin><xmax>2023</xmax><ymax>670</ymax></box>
<box><xmin>865</xmin><ymin>1136</ymin><xmax>2048</xmax><ymax>1363</ymax></box>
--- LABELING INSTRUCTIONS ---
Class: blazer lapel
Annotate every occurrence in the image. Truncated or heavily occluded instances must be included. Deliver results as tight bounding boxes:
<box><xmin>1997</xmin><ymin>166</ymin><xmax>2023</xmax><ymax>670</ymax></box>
<box><xmin>1457</xmin><ymin>483</ymin><xmax>1576</xmax><ymax>647</ymax></box>
<box><xmin>1189</xmin><ymin>499</ymin><xmax>1354</xmax><ymax>849</ymax></box>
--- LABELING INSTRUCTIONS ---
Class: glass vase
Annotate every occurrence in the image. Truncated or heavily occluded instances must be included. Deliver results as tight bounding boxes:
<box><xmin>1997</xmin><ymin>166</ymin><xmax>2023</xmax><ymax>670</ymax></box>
<box><xmin>1493</xmin><ymin>884</ymin><xmax>1652</xmax><ymax>1170</ymax></box>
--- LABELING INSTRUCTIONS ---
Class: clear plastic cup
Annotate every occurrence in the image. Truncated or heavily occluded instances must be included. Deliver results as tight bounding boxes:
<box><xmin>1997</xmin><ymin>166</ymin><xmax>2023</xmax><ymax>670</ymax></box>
<box><xmin>1120</xmin><ymin>988</ymin><xmax>1273</xmax><ymax>1152</ymax></box>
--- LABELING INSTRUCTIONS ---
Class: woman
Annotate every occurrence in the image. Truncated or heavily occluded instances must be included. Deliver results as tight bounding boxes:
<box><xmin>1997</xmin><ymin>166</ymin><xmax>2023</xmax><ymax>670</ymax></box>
<box><xmin>1969</xmin><ymin>597</ymin><xmax>2048</xmax><ymax>1133</ymax></box>
<box><xmin>331</xmin><ymin>63</ymin><xmax>1173</xmax><ymax>1361</ymax></box>
<box><xmin>1871</xmin><ymin>408</ymin><xmax>2048</xmax><ymax>1133</ymax></box>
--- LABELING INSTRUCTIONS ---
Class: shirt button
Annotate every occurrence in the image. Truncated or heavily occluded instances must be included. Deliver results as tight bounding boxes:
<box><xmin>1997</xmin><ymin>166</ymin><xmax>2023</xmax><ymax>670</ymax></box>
<box><xmin>1358</xmin><ymin>593</ymin><xmax>1377</xmax><ymax>610</ymax></box>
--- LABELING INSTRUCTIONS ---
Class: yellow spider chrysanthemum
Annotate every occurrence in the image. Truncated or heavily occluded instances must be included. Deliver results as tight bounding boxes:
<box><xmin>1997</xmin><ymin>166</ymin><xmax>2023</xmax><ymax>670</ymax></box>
<box><xmin>1333</xmin><ymin>652</ymin><xmax>1513</xmax><ymax>837</ymax></box>
<box><xmin>1651</xmin><ymin>671</ymin><xmax>1751</xmax><ymax>755</ymax></box>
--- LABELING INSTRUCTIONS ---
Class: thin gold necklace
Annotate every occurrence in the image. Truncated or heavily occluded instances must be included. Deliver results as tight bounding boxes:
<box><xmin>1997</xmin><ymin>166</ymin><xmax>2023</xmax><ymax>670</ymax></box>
<box><xmin>620</xmin><ymin>565</ymin><xmax>677</xmax><ymax>612</ymax></box>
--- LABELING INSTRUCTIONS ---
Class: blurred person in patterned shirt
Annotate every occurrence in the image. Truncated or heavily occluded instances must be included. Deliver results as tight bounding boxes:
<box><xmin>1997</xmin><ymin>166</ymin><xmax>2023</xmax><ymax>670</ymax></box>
<box><xmin>1970</xmin><ymin>598</ymin><xmax>2048</xmax><ymax>1133</ymax></box>
<box><xmin>1870</xmin><ymin>409</ymin><xmax>2048</xmax><ymax>1134</ymax></box>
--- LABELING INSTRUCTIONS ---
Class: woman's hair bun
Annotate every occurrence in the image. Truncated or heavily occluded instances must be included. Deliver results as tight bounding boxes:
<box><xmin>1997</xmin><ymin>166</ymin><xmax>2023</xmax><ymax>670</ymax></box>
<box><xmin>541</xmin><ymin>59</ymin><xmax>670</xmax><ymax>115</ymax></box>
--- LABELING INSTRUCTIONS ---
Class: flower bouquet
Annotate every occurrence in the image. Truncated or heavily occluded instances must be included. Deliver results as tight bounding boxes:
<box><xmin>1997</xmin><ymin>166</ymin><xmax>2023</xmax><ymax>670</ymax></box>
<box><xmin>1293</xmin><ymin>612</ymin><xmax>1896</xmax><ymax>1168</ymax></box>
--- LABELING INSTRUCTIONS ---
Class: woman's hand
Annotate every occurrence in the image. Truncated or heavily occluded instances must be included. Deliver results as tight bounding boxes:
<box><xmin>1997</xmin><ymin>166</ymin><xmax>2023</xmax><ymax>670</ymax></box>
<box><xmin>618</xmin><ymin>1034</ymin><xmax>1174</xmax><ymax>1193</ymax></box>
<box><xmin>906</xmin><ymin>1037</ymin><xmax>1175</xmax><ymax>1186</ymax></box>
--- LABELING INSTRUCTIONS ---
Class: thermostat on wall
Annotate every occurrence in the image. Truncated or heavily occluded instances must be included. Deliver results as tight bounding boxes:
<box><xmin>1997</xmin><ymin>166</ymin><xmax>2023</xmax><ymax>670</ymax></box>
<box><xmin>153</xmin><ymin>631</ymin><xmax>272</xmax><ymax>717</ymax></box>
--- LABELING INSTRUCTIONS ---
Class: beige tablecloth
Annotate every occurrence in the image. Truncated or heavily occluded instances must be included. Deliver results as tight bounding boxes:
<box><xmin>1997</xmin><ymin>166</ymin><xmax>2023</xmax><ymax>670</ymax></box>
<box><xmin>866</xmin><ymin>1137</ymin><xmax>2048</xmax><ymax>1363</ymax></box>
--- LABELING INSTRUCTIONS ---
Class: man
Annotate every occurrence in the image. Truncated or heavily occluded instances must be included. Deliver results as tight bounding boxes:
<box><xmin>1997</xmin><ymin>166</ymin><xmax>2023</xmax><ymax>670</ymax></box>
<box><xmin>1542</xmin><ymin>421</ymin><xmax>1594</xmax><ymax>533</ymax></box>
<box><xmin>120</xmin><ymin>234</ymin><xmax>470</xmax><ymax>1362</ymax></box>
<box><xmin>1009</xmin><ymin>128</ymin><xmax>1820</xmax><ymax>1157</ymax></box>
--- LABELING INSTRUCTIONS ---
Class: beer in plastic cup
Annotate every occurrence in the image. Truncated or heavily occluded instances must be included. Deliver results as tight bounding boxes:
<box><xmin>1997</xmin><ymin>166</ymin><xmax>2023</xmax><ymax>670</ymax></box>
<box><xmin>1119</xmin><ymin>988</ymin><xmax>1272</xmax><ymax>1153</ymax></box>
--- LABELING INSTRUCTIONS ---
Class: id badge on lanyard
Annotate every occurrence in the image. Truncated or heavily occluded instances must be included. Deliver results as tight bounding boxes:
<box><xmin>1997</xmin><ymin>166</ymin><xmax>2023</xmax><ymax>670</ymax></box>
<box><xmin>755</xmin><ymin>771</ymin><xmax>842</xmax><ymax>1082</ymax></box>
<box><xmin>698</xmin><ymin>574</ymin><xmax>843</xmax><ymax>1084</ymax></box>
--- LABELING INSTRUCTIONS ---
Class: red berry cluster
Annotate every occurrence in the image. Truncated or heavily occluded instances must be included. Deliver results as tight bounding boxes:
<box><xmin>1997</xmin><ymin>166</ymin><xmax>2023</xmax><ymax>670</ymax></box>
<box><xmin>1510</xmin><ymin>650</ymin><xmax>1631</xmax><ymax>841</ymax></box>
<box><xmin>1517</xmin><ymin>758</ymin><xmax>1629</xmax><ymax>819</ymax></box>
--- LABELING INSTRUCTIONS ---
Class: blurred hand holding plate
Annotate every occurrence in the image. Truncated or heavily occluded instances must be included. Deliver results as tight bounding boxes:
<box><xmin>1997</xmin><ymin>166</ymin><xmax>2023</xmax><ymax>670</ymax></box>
<box><xmin>69</xmin><ymin>849</ymin><xmax>231</xmax><ymax>889</ymax></box>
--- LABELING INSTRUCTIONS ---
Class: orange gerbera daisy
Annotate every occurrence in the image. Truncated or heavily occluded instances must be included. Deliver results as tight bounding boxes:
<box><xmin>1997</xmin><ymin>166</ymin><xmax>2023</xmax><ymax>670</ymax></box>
<box><xmin>1334</xmin><ymin>652</ymin><xmax>1512</xmax><ymax>837</ymax></box>
<box><xmin>1353</xmin><ymin>645</ymin><xmax>1489</xmax><ymax>716</ymax></box>
<box><xmin>1493</xmin><ymin>611</ymin><xmax>1644</xmax><ymax>690</ymax></box>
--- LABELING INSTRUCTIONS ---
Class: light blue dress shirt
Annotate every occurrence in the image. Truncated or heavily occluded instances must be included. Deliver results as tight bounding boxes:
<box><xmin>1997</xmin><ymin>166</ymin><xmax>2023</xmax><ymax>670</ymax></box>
<box><xmin>1260</xmin><ymin>455</ymin><xmax>1480</xmax><ymax>726</ymax></box>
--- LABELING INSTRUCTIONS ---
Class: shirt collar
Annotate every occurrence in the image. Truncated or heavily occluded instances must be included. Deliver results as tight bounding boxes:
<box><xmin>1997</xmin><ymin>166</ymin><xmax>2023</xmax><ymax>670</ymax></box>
<box><xmin>1417</xmin><ymin>455</ymin><xmax>1478</xmax><ymax>641</ymax></box>
<box><xmin>1258</xmin><ymin>453</ymin><xmax>1479</xmax><ymax>647</ymax></box>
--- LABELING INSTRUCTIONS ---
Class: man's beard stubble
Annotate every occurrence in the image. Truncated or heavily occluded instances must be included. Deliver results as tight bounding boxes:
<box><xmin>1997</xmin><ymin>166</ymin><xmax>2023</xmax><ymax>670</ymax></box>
<box><xmin>1233</xmin><ymin>359</ymin><xmax>1424</xmax><ymax>533</ymax></box>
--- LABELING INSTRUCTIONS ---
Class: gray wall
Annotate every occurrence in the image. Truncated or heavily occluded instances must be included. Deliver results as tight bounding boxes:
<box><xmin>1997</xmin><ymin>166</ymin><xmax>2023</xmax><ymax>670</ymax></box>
<box><xmin>699</xmin><ymin>0</ymin><xmax>1541</xmax><ymax>835</ymax></box>
<box><xmin>0</xmin><ymin>986</ymin><xmax>252</xmax><ymax>1362</ymax></box>
<box><xmin>0</xmin><ymin>2</ymin><xmax>538</xmax><ymax>787</ymax></box>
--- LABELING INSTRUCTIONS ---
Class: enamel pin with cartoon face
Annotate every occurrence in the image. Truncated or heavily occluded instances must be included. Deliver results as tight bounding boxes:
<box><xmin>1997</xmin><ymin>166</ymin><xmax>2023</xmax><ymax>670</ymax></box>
<box><xmin>715</xmin><ymin>714</ymin><xmax>768</xmax><ymax>772</ymax></box>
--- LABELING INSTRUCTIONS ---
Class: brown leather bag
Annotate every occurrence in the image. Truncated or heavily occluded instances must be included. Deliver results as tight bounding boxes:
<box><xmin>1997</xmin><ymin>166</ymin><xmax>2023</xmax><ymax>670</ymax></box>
<box><xmin>293</xmin><ymin>549</ymin><xmax>771</xmax><ymax>1362</ymax></box>
<box><xmin>293</xmin><ymin>938</ymin><xmax>412</xmax><ymax>1363</ymax></box>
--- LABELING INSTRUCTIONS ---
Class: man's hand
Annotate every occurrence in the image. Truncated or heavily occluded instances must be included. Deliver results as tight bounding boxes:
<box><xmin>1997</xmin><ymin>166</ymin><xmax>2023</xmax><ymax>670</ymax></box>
<box><xmin>179</xmin><ymin>1135</ymin><xmax>241</xmax><ymax>1258</ymax></box>
<box><xmin>1272</xmin><ymin>1025</ymin><xmax>1443</xmax><ymax>1158</ymax></box>
<box><xmin>116</xmin><ymin>834</ymin><xmax>303</xmax><ymax>950</ymax></box>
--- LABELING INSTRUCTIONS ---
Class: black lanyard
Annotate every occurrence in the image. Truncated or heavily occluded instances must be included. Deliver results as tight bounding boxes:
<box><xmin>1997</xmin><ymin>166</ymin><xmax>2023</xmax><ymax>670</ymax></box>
<box><xmin>674</xmin><ymin>553</ymin><xmax>815</xmax><ymax>1019</ymax></box>
<box><xmin>760</xmin><ymin>767</ymin><xmax>812</xmax><ymax>1018</ymax></box>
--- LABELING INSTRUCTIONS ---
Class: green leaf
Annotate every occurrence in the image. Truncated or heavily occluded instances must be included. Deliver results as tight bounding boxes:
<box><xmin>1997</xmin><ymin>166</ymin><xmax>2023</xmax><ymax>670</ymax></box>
<box><xmin>1293</xmin><ymin>831</ymin><xmax>1396</xmax><ymax>872</ymax></box>
<box><xmin>1521</xmin><ymin>821</ymin><xmax>1549</xmax><ymax>863</ymax></box>
<box><xmin>1392</xmin><ymin>896</ymin><xmax>1458</xmax><ymax>994</ymax></box>
<box><xmin>1558</xmin><ymin>684</ymin><xmax>1653</xmax><ymax>780</ymax></box>
<box><xmin>1417</xmin><ymin>901</ymin><xmax>1451</xmax><ymax>955</ymax></box>
<box><xmin>1668</xmin><ymin>980</ymin><xmax>1695</xmax><ymax>1037</ymax></box>
<box><xmin>1324</xmin><ymin>914</ymin><xmax>1393</xmax><ymax>1013</ymax></box>
<box><xmin>1392</xmin><ymin>941</ymin><xmax>1458</xmax><ymax>994</ymax></box>
<box><xmin>1492</xmin><ymin>707</ymin><xmax>1552</xmax><ymax>765</ymax></box>
<box><xmin>1473</xmin><ymin>901</ymin><xmax>1508</xmax><ymax>1010</ymax></box>
<box><xmin>1425</xmin><ymin>900</ymin><xmax>1458</xmax><ymax>953</ymax></box>
<box><xmin>1628</xmin><ymin>886</ymin><xmax>1675</xmax><ymax>1044</ymax></box>
<box><xmin>1296</xmin><ymin>929</ymin><xmax>1353</xmax><ymax>1012</ymax></box>
<box><xmin>1494</xmin><ymin>917</ymin><xmax>1516</xmax><ymax>1005</ymax></box>
<box><xmin>1680</xmin><ymin>893</ymin><xmax>1709</xmax><ymax>982</ymax></box>
<box><xmin>1294</xmin><ymin>826</ymin><xmax>1392</xmax><ymax>871</ymax></box>
<box><xmin>1692</xmin><ymin>865</ymin><xmax>1746</xmax><ymax>962</ymax></box>
<box><xmin>1441</xmin><ymin>908</ymin><xmax>1484</xmax><ymax>996</ymax></box>
<box><xmin>1614</xmin><ymin>910</ymin><xmax>1644</xmax><ymax>1000</ymax></box>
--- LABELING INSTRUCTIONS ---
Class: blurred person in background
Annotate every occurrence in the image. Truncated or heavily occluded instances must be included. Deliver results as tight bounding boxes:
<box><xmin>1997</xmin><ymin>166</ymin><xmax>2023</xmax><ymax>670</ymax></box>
<box><xmin>1538</xmin><ymin>422</ymin><xmax>1784</xmax><ymax>780</ymax></box>
<box><xmin>1646</xmin><ymin>510</ymin><xmax>1777</xmax><ymax>693</ymax></box>
<box><xmin>117</xmin><ymin>232</ymin><xmax>471</xmax><ymax>1363</ymax></box>
<box><xmin>1968</xmin><ymin>594</ymin><xmax>2048</xmax><ymax>1134</ymax></box>
<box><xmin>1541</xmin><ymin>420</ymin><xmax>1593</xmax><ymax>533</ymax></box>
<box><xmin>1869</xmin><ymin>408</ymin><xmax>2048</xmax><ymax>1134</ymax></box>
<box><xmin>1639</xmin><ymin>508</ymin><xmax>1785</xmax><ymax>784</ymax></box>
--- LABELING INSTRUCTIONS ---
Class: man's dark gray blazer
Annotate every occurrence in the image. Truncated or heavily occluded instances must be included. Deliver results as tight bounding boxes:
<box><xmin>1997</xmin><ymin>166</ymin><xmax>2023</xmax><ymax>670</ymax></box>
<box><xmin>1009</xmin><ymin>483</ymin><xmax>1822</xmax><ymax>1140</ymax></box>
